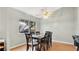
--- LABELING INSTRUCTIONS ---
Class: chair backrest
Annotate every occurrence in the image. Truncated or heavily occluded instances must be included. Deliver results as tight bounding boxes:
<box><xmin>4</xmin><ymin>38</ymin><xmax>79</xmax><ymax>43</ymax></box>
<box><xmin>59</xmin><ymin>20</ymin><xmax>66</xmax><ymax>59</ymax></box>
<box><xmin>45</xmin><ymin>31</ymin><xmax>52</xmax><ymax>37</ymax></box>
<box><xmin>25</xmin><ymin>34</ymin><xmax>32</xmax><ymax>43</ymax></box>
<box><xmin>72</xmin><ymin>35</ymin><xmax>79</xmax><ymax>39</ymax></box>
<box><xmin>44</xmin><ymin>31</ymin><xmax>52</xmax><ymax>40</ymax></box>
<box><xmin>49</xmin><ymin>32</ymin><xmax>52</xmax><ymax>39</ymax></box>
<box><xmin>44</xmin><ymin>31</ymin><xmax>49</xmax><ymax>38</ymax></box>
<box><xmin>72</xmin><ymin>35</ymin><xmax>79</xmax><ymax>43</ymax></box>
<box><xmin>72</xmin><ymin>36</ymin><xmax>75</xmax><ymax>39</ymax></box>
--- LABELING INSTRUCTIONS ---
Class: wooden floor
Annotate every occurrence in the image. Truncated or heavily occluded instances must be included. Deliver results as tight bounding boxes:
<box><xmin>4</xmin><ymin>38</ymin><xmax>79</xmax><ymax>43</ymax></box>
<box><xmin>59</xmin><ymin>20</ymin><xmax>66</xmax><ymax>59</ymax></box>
<box><xmin>10</xmin><ymin>42</ymin><xmax>76</xmax><ymax>51</ymax></box>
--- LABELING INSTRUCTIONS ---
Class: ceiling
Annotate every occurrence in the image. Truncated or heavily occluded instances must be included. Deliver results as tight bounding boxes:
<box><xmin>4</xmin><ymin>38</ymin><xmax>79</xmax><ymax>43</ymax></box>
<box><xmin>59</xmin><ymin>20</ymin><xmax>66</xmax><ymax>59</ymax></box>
<box><xmin>13</xmin><ymin>7</ymin><xmax>61</xmax><ymax>18</ymax></box>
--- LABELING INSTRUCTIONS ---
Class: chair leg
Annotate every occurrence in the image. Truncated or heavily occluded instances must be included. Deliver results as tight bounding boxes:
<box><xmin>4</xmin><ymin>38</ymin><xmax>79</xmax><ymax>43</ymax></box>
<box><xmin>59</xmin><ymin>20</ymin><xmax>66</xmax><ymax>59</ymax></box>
<box><xmin>39</xmin><ymin>43</ymin><xmax>41</xmax><ymax>51</ymax></box>
<box><xmin>46</xmin><ymin>42</ymin><xmax>49</xmax><ymax>50</ymax></box>
<box><xmin>50</xmin><ymin>40</ymin><xmax>52</xmax><ymax>47</ymax></box>
<box><xmin>26</xmin><ymin>44</ymin><xmax>29</xmax><ymax>51</ymax></box>
<box><xmin>32</xmin><ymin>45</ymin><xmax>34</xmax><ymax>51</ymax></box>
<box><xmin>41</xmin><ymin>43</ymin><xmax>45</xmax><ymax>51</ymax></box>
<box><xmin>77</xmin><ymin>47</ymin><xmax>79</xmax><ymax>51</ymax></box>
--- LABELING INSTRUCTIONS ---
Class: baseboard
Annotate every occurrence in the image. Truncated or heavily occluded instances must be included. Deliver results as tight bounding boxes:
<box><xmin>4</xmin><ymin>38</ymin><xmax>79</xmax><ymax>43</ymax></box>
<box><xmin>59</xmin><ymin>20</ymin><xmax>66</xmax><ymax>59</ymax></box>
<box><xmin>10</xmin><ymin>40</ymin><xmax>74</xmax><ymax>50</ymax></box>
<box><xmin>53</xmin><ymin>40</ymin><xmax>74</xmax><ymax>45</ymax></box>
<box><xmin>10</xmin><ymin>43</ymin><xmax>25</xmax><ymax>50</ymax></box>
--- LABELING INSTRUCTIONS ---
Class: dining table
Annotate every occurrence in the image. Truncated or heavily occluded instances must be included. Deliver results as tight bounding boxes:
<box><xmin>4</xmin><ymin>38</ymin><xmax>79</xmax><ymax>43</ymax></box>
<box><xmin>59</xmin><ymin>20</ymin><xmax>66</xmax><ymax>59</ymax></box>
<box><xmin>32</xmin><ymin>34</ymin><xmax>44</xmax><ymax>39</ymax></box>
<box><xmin>31</xmin><ymin>34</ymin><xmax>44</xmax><ymax>51</ymax></box>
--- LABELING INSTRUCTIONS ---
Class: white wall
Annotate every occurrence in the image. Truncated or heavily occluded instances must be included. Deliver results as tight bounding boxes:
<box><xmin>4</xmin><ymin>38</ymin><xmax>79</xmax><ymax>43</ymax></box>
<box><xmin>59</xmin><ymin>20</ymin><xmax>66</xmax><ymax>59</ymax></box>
<box><xmin>6</xmin><ymin>8</ymin><xmax>40</xmax><ymax>49</ymax></box>
<box><xmin>0</xmin><ymin>8</ymin><xmax>7</xmax><ymax>39</ymax></box>
<box><xmin>41</xmin><ymin>7</ymin><xmax>76</xmax><ymax>43</ymax></box>
<box><xmin>0</xmin><ymin>8</ymin><xmax>8</xmax><ymax>50</ymax></box>
<box><xmin>0</xmin><ymin>7</ymin><xmax>41</xmax><ymax>50</ymax></box>
<box><xmin>75</xmin><ymin>8</ymin><xmax>79</xmax><ymax>34</ymax></box>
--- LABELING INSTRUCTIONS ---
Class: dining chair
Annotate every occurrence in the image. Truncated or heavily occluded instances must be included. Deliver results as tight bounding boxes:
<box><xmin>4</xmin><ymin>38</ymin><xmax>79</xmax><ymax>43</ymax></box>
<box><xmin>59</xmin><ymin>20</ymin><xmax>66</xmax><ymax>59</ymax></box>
<box><xmin>25</xmin><ymin>34</ymin><xmax>40</xmax><ymax>51</ymax></box>
<box><xmin>40</xmin><ymin>31</ymin><xmax>53</xmax><ymax>51</ymax></box>
<box><xmin>48</xmin><ymin>31</ymin><xmax>52</xmax><ymax>47</ymax></box>
<box><xmin>72</xmin><ymin>35</ymin><xmax>79</xmax><ymax>51</ymax></box>
<box><xmin>40</xmin><ymin>31</ymin><xmax>50</xmax><ymax>51</ymax></box>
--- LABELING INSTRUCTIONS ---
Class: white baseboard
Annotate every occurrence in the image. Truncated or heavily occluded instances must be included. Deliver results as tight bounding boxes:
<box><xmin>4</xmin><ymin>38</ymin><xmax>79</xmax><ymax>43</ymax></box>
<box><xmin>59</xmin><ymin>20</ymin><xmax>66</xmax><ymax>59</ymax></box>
<box><xmin>10</xmin><ymin>43</ymin><xmax>25</xmax><ymax>50</ymax></box>
<box><xmin>10</xmin><ymin>40</ymin><xmax>74</xmax><ymax>50</ymax></box>
<box><xmin>53</xmin><ymin>40</ymin><xmax>74</xmax><ymax>45</ymax></box>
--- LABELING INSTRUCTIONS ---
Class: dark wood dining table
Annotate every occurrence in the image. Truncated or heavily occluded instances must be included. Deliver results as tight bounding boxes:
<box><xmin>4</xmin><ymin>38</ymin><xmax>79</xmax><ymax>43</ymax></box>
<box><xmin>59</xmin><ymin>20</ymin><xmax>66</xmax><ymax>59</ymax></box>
<box><xmin>31</xmin><ymin>34</ymin><xmax>44</xmax><ymax>51</ymax></box>
<box><xmin>32</xmin><ymin>34</ymin><xmax>44</xmax><ymax>39</ymax></box>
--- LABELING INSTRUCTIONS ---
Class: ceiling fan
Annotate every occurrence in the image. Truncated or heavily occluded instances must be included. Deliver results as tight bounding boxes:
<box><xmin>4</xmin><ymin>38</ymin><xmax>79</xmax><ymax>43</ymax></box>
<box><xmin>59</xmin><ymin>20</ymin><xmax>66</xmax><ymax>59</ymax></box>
<box><xmin>36</xmin><ymin>8</ymin><xmax>52</xmax><ymax>19</ymax></box>
<box><xmin>41</xmin><ymin>8</ymin><xmax>52</xmax><ymax>19</ymax></box>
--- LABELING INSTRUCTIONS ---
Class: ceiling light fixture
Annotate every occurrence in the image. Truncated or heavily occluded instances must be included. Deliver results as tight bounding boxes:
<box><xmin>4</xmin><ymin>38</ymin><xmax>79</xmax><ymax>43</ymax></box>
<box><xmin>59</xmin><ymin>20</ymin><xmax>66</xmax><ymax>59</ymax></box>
<box><xmin>42</xmin><ymin>8</ymin><xmax>52</xmax><ymax>19</ymax></box>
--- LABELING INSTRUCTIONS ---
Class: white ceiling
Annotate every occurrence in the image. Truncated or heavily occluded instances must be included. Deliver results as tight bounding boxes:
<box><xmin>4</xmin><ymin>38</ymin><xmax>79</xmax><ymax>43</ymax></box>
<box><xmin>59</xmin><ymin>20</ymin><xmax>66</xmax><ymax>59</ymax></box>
<box><xmin>13</xmin><ymin>7</ymin><xmax>60</xmax><ymax>18</ymax></box>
